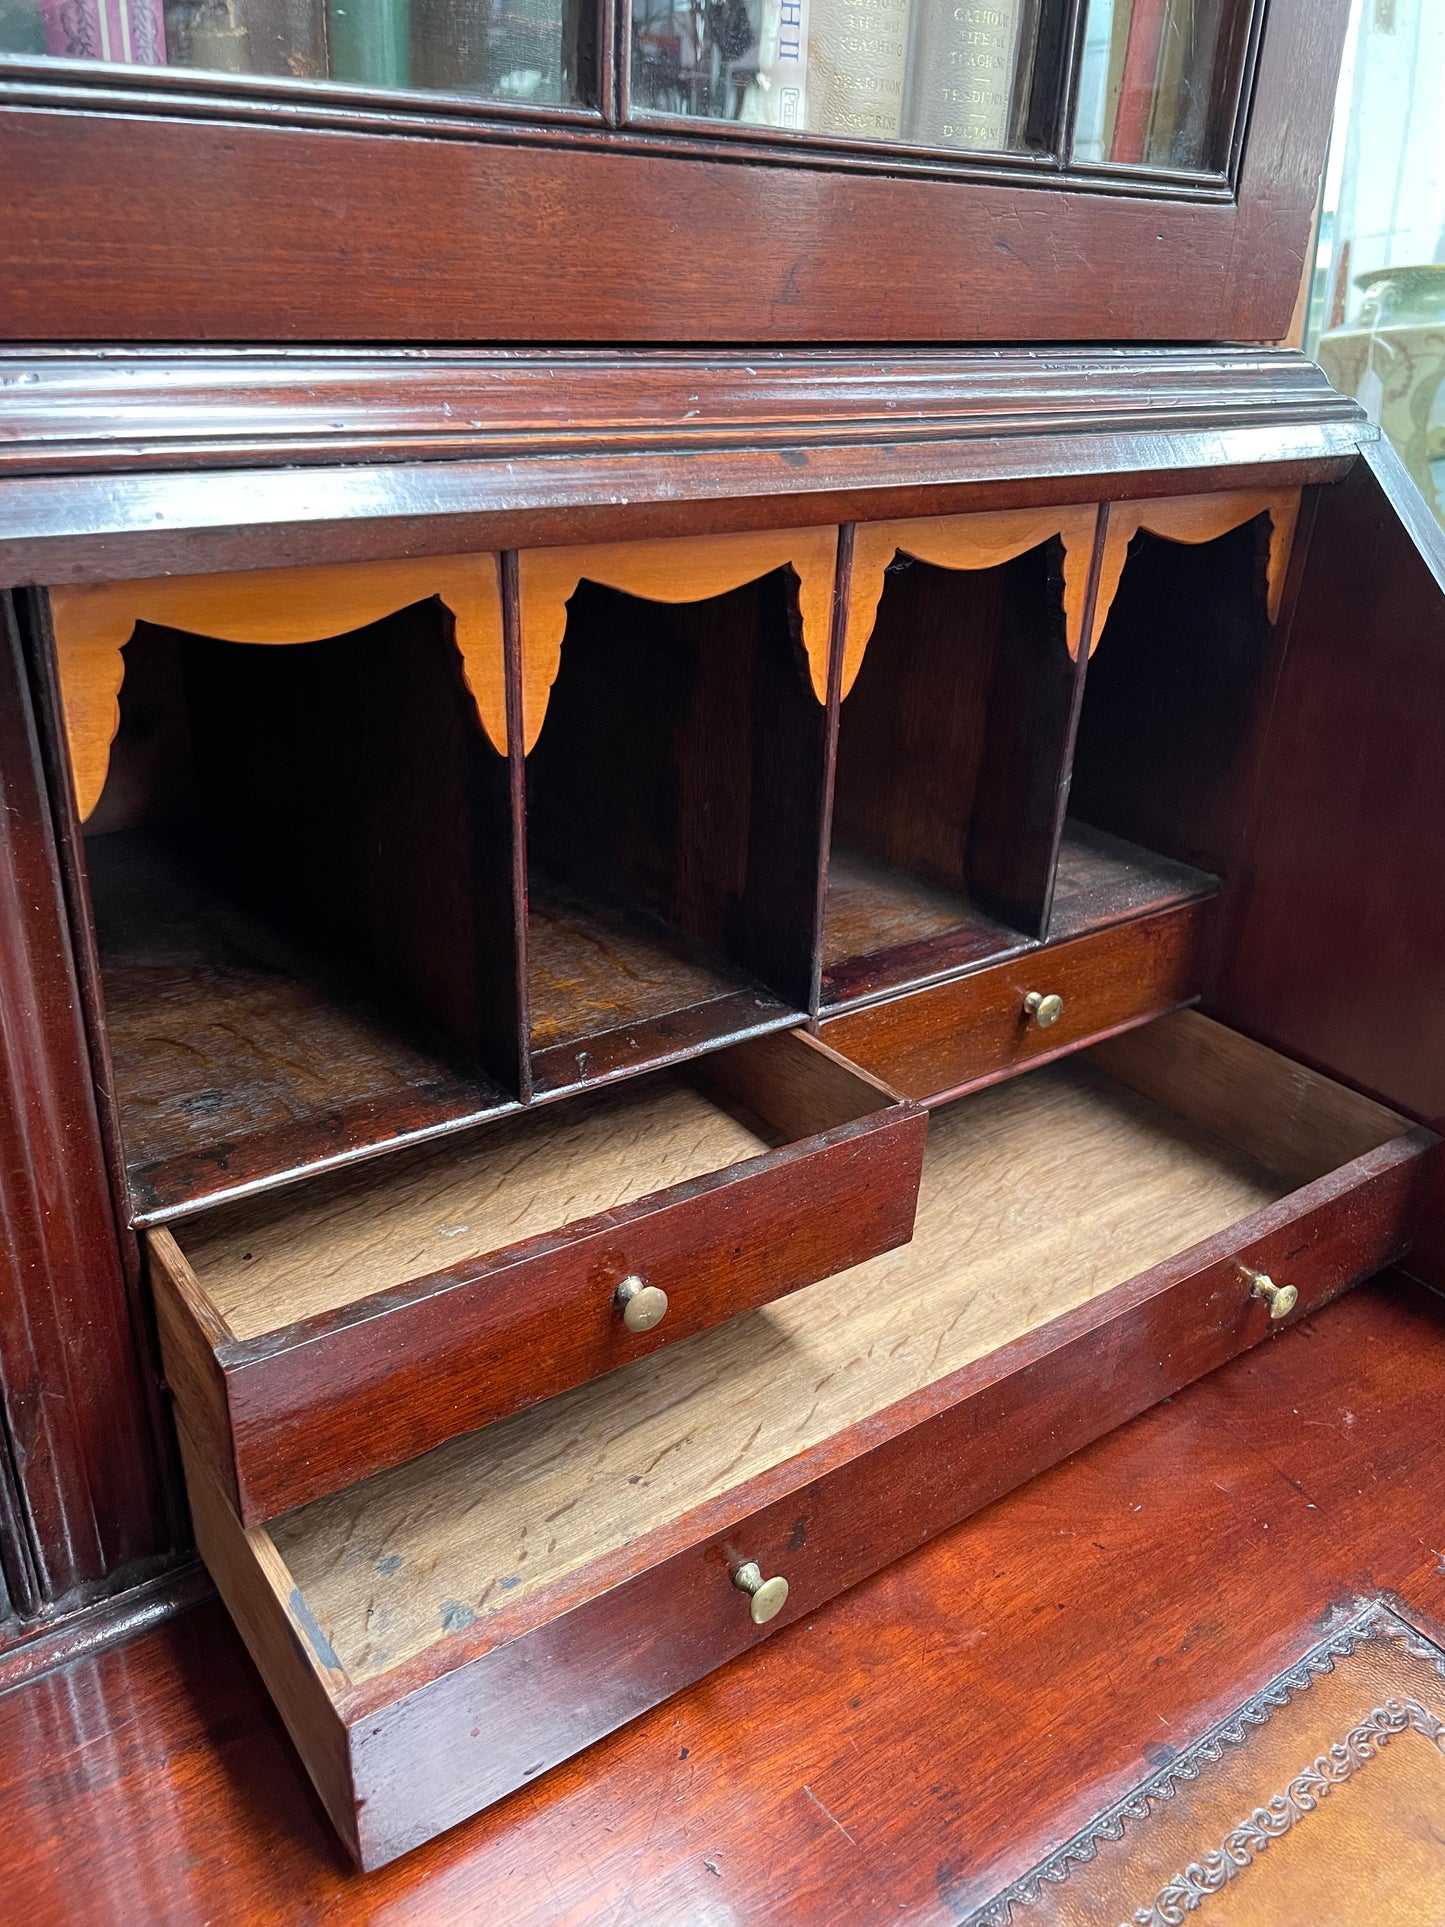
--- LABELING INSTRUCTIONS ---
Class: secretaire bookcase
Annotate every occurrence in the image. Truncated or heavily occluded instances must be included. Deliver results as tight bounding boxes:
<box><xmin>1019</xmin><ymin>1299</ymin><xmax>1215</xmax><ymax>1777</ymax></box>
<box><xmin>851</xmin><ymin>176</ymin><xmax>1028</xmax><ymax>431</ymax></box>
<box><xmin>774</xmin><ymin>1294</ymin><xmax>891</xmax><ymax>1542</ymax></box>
<box><xmin>4</xmin><ymin>0</ymin><xmax>1444</xmax><ymax>1873</ymax></box>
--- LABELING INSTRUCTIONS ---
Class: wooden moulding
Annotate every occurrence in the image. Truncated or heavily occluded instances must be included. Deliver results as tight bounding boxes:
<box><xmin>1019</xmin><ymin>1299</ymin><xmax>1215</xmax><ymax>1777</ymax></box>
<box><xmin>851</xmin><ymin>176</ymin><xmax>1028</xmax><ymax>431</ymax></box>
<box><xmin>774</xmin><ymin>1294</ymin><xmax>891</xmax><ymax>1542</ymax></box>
<box><xmin>151</xmin><ymin>1028</ymin><xmax>927</xmax><ymax>1524</ymax></box>
<box><xmin>516</xmin><ymin>527</ymin><xmax>839</xmax><ymax>752</ymax></box>
<box><xmin>47</xmin><ymin>553</ymin><xmax>505</xmax><ymax>822</ymax></box>
<box><xmin>188</xmin><ymin>1013</ymin><xmax>1437</xmax><ymax>1870</ymax></box>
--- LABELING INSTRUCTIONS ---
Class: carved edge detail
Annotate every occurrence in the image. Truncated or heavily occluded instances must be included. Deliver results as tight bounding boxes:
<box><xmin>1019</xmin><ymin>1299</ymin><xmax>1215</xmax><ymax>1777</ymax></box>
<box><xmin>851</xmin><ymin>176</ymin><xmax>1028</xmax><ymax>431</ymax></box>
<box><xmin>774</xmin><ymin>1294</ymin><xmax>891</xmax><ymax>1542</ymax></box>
<box><xmin>47</xmin><ymin>553</ymin><xmax>506</xmax><ymax>820</ymax></box>
<box><xmin>962</xmin><ymin>1599</ymin><xmax>1445</xmax><ymax>1927</ymax></box>
<box><xmin>516</xmin><ymin>527</ymin><xmax>839</xmax><ymax>752</ymax></box>
<box><xmin>1089</xmin><ymin>490</ymin><xmax>1302</xmax><ymax>656</ymax></box>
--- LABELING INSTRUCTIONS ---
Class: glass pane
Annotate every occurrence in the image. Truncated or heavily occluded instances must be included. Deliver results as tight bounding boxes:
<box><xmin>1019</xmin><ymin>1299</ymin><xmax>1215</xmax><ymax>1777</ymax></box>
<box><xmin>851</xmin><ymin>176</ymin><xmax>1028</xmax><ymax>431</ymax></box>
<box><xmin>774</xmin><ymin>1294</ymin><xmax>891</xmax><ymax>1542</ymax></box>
<box><xmin>1073</xmin><ymin>0</ymin><xmax>1244</xmax><ymax>170</ymax></box>
<box><xmin>1311</xmin><ymin>0</ymin><xmax>1445</xmax><ymax>529</ymax></box>
<box><xmin>0</xmin><ymin>0</ymin><xmax>591</xmax><ymax>101</ymax></box>
<box><xmin>629</xmin><ymin>0</ymin><xmax>1036</xmax><ymax>153</ymax></box>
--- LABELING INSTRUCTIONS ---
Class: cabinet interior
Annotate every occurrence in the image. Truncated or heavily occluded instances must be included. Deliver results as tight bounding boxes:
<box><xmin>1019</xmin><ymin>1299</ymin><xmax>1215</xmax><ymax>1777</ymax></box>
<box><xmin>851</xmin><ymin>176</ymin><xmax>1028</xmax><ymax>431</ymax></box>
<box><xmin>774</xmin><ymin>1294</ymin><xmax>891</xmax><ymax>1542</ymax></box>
<box><xmin>524</xmin><ymin>569</ymin><xmax>824</xmax><ymax>1093</ymax></box>
<box><xmin>75</xmin><ymin>507</ymin><xmax>1282</xmax><ymax>1223</ymax></box>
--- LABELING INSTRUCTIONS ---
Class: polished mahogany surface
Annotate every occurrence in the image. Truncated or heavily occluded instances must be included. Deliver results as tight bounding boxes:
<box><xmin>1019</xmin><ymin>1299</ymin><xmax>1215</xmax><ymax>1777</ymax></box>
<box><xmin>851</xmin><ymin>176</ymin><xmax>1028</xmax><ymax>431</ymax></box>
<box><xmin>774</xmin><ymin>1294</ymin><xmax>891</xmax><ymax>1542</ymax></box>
<box><xmin>3</xmin><ymin>1271</ymin><xmax>1441</xmax><ymax>1924</ymax></box>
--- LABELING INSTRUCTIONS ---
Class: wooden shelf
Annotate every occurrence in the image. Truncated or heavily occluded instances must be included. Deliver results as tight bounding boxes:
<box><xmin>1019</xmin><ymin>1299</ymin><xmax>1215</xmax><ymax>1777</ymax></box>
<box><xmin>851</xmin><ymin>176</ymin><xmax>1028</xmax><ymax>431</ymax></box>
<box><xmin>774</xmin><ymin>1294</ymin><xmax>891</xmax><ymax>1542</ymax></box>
<box><xmin>1048</xmin><ymin>821</ymin><xmax>1218</xmax><ymax>939</ymax></box>
<box><xmin>527</xmin><ymin>873</ymin><xmax>797</xmax><ymax>1094</ymax></box>
<box><xmin>88</xmin><ymin>831</ymin><xmax>516</xmax><ymax>1223</ymax></box>
<box><xmin>821</xmin><ymin>821</ymin><xmax>1216</xmax><ymax>1009</ymax></box>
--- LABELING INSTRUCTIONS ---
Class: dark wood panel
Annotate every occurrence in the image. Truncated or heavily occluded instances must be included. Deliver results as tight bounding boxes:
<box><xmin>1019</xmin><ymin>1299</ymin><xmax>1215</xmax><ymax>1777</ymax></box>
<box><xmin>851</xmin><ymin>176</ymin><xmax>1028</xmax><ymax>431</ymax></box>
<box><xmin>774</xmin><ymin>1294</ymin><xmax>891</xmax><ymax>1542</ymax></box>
<box><xmin>3</xmin><ymin>445</ymin><xmax>1363</xmax><ymax>590</ymax></box>
<box><xmin>0</xmin><ymin>59</ymin><xmax>1333</xmax><ymax>348</ymax></box>
<box><xmin>525</xmin><ymin>570</ymin><xmax>824</xmax><ymax>1077</ymax></box>
<box><xmin>1069</xmin><ymin>513</ymin><xmax>1280</xmax><ymax>880</ymax></box>
<box><xmin>1216</xmin><ymin>444</ymin><xmax>1445</xmax><ymax>1133</ymax></box>
<box><xmin>0</xmin><ymin>1275</ymin><xmax>1441</xmax><ymax>1922</ymax></box>
<box><xmin>183</xmin><ymin>605</ymin><xmax>523</xmax><ymax>1087</ymax></box>
<box><xmin>966</xmin><ymin>542</ymin><xmax>1089</xmax><ymax>933</ymax></box>
<box><xmin>0</xmin><ymin>597</ymin><xmax>174</xmax><ymax>1608</ymax></box>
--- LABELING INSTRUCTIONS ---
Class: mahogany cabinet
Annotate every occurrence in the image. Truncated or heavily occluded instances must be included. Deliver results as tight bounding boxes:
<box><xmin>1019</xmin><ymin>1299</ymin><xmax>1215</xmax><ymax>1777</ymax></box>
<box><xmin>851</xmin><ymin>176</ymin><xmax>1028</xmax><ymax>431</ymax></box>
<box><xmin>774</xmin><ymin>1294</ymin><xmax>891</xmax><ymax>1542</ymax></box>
<box><xmin>4</xmin><ymin>341</ymin><xmax>1445</xmax><ymax>1867</ymax></box>
<box><xmin>0</xmin><ymin>0</ymin><xmax>1430</xmax><ymax>1871</ymax></box>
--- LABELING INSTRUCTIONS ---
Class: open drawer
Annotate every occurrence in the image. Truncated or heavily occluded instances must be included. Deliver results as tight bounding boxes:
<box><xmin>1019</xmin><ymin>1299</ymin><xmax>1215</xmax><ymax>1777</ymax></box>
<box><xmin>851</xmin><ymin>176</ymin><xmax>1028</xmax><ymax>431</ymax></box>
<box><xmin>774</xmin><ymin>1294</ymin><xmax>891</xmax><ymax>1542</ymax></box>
<box><xmin>184</xmin><ymin>1010</ymin><xmax>1438</xmax><ymax>1869</ymax></box>
<box><xmin>151</xmin><ymin>1029</ymin><xmax>926</xmax><ymax>1524</ymax></box>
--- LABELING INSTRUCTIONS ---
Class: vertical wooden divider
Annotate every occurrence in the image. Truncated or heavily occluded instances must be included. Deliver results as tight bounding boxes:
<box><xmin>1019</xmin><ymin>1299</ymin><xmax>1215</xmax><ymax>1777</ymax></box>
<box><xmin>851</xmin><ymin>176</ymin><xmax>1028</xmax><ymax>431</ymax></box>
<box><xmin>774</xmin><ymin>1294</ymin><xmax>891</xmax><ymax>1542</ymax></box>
<box><xmin>501</xmin><ymin>552</ymin><xmax>534</xmax><ymax>1105</ymax></box>
<box><xmin>963</xmin><ymin>507</ymin><xmax>1110</xmax><ymax>938</ymax></box>
<box><xmin>808</xmin><ymin>525</ymin><xmax>853</xmax><ymax>1024</ymax></box>
<box><xmin>1036</xmin><ymin>502</ymin><xmax>1109</xmax><ymax>935</ymax></box>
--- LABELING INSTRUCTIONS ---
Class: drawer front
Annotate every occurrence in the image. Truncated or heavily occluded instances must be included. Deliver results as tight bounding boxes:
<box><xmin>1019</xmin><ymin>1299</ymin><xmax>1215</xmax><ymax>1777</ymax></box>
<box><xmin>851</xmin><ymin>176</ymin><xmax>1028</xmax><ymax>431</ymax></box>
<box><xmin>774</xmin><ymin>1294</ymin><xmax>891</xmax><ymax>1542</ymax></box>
<box><xmin>200</xmin><ymin>1124</ymin><xmax>1432</xmax><ymax>1870</ymax></box>
<box><xmin>819</xmin><ymin>899</ymin><xmax>1213</xmax><ymax>1104</ymax></box>
<box><xmin>154</xmin><ymin>1059</ymin><xmax>928</xmax><ymax>1526</ymax></box>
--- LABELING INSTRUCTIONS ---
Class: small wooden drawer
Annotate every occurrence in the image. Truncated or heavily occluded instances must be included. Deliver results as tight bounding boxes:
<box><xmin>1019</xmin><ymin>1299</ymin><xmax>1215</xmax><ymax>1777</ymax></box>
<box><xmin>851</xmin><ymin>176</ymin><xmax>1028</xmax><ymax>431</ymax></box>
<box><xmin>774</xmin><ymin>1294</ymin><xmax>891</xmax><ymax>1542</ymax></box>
<box><xmin>187</xmin><ymin>1010</ymin><xmax>1437</xmax><ymax>1870</ymax></box>
<box><xmin>151</xmin><ymin>1029</ymin><xmax>927</xmax><ymax>1525</ymax></box>
<box><xmin>819</xmin><ymin>897</ymin><xmax>1213</xmax><ymax>1104</ymax></box>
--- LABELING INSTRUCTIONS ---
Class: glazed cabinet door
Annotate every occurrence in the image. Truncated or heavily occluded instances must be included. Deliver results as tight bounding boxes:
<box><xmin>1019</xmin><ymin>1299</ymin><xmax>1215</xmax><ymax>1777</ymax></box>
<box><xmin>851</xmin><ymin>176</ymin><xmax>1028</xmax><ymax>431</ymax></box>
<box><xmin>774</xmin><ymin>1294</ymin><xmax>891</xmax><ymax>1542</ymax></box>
<box><xmin>0</xmin><ymin>0</ymin><xmax>1346</xmax><ymax>341</ymax></box>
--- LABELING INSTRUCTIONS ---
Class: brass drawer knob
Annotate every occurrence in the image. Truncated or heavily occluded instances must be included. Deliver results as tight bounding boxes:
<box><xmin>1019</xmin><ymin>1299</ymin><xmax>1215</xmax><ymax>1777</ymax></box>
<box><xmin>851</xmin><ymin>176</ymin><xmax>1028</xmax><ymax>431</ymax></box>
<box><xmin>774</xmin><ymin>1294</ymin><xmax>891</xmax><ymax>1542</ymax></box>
<box><xmin>733</xmin><ymin>1559</ymin><xmax>789</xmax><ymax>1626</ymax></box>
<box><xmin>615</xmin><ymin>1275</ymin><xmax>668</xmax><ymax>1333</ymax></box>
<box><xmin>1023</xmin><ymin>990</ymin><xmax>1064</xmax><ymax>1027</ymax></box>
<box><xmin>1243</xmin><ymin>1266</ymin><xmax>1298</xmax><ymax>1320</ymax></box>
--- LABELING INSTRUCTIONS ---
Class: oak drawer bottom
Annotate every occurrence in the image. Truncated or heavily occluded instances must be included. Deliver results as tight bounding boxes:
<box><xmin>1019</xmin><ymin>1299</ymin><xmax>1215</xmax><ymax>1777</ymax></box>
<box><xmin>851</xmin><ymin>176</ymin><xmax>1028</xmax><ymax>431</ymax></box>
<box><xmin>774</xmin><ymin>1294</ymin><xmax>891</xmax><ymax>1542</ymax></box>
<box><xmin>186</xmin><ymin>1013</ymin><xmax>1437</xmax><ymax>1870</ymax></box>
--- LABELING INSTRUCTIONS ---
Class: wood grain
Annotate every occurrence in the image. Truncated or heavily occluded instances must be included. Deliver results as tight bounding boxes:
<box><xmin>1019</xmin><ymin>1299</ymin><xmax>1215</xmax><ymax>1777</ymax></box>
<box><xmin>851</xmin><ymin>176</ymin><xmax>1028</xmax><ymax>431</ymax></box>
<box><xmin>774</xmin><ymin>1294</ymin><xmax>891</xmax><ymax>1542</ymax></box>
<box><xmin>49</xmin><ymin>553</ymin><xmax>504</xmax><ymax>820</ymax></box>
<box><xmin>1090</xmin><ymin>1008</ymin><xmax>1408</xmax><ymax>1187</ymax></box>
<box><xmin>155</xmin><ymin>1027</ymin><xmax>927</xmax><ymax>1522</ymax></box>
<box><xmin>180</xmin><ymin>1077</ymin><xmax>772</xmax><ymax>1341</ymax></box>
<box><xmin>821</xmin><ymin>820</ymin><xmax>1213</xmax><ymax>1011</ymax></box>
<box><xmin>1215</xmin><ymin>446</ymin><xmax>1445</xmax><ymax>1136</ymax></box>
<box><xmin>0</xmin><ymin>0</ymin><xmax>1349</xmax><ymax>347</ymax></box>
<box><xmin>1091</xmin><ymin>489</ymin><xmax>1300</xmax><ymax>651</ymax></box>
<box><xmin>87</xmin><ymin>830</ymin><xmax>515</xmax><ymax>1221</ymax></box>
<box><xmin>843</xmin><ymin>504</ymin><xmax>1100</xmax><ymax>688</ymax></box>
<box><xmin>517</xmin><ymin>528</ymin><xmax>838</xmax><ymax>753</ymax></box>
<box><xmin>274</xmin><ymin>1057</ymin><xmax>1293</xmax><ymax>1681</ymax></box>
<box><xmin>526</xmin><ymin>875</ymin><xmax>765</xmax><ymax>1054</ymax></box>
<box><xmin>175</xmin><ymin>1425</ymin><xmax>357</xmax><ymax>1858</ymax></box>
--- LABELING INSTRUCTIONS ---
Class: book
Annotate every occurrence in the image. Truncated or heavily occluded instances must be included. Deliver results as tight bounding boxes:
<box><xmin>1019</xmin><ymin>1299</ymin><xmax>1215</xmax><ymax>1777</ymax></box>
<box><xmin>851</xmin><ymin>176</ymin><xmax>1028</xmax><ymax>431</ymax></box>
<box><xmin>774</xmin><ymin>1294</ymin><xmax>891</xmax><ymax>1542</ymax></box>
<box><xmin>409</xmin><ymin>0</ymin><xmax>568</xmax><ymax>101</ymax></box>
<box><xmin>806</xmin><ymin>0</ymin><xmax>912</xmax><ymax>141</ymax></box>
<box><xmin>741</xmin><ymin>0</ymin><xmax>810</xmax><ymax>130</ymax></box>
<box><xmin>902</xmin><ymin>0</ymin><xmax>1024</xmax><ymax>152</ymax></box>
<box><xmin>38</xmin><ymin>0</ymin><xmax>165</xmax><ymax>61</ymax></box>
<box><xmin>164</xmin><ymin>0</ymin><xmax>326</xmax><ymax>75</ymax></box>
<box><xmin>328</xmin><ymin>0</ymin><xmax>409</xmax><ymax>86</ymax></box>
<box><xmin>0</xmin><ymin>0</ymin><xmax>47</xmax><ymax>52</ymax></box>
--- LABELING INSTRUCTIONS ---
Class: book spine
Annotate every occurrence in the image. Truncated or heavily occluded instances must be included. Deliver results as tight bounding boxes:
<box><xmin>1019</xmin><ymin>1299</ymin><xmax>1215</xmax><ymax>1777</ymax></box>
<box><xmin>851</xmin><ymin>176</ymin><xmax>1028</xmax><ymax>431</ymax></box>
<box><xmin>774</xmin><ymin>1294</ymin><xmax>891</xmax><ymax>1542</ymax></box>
<box><xmin>40</xmin><ymin>0</ymin><xmax>165</xmax><ymax>61</ymax></box>
<box><xmin>903</xmin><ymin>0</ymin><xmax>1024</xmax><ymax>152</ymax></box>
<box><xmin>744</xmin><ymin>0</ymin><xmax>810</xmax><ymax>129</ymax></box>
<box><xmin>327</xmin><ymin>0</ymin><xmax>407</xmax><ymax>85</ymax></box>
<box><xmin>808</xmin><ymin>0</ymin><xmax>912</xmax><ymax>142</ymax></box>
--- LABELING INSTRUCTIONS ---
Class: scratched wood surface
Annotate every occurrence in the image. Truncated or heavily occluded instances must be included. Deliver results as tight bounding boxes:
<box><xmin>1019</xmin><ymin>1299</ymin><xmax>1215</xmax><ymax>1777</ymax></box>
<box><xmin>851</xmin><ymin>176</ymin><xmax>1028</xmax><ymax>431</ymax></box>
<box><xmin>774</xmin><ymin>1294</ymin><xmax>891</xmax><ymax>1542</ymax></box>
<box><xmin>273</xmin><ymin>1055</ymin><xmax>1292</xmax><ymax>1681</ymax></box>
<box><xmin>178</xmin><ymin>1077</ymin><xmax>773</xmax><ymax>1341</ymax></box>
<box><xmin>820</xmin><ymin>844</ymin><xmax>998</xmax><ymax>969</ymax></box>
<box><xmin>526</xmin><ymin>876</ymin><xmax>765</xmax><ymax>1054</ymax></box>
<box><xmin>88</xmin><ymin>830</ymin><xmax>514</xmax><ymax>1219</ymax></box>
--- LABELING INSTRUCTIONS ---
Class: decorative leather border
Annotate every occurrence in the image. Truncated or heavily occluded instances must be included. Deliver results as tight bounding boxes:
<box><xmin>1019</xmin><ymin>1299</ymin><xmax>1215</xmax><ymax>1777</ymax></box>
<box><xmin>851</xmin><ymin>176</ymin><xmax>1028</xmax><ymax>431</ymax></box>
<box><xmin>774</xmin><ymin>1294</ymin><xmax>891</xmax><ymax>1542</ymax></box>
<box><xmin>965</xmin><ymin>1598</ymin><xmax>1445</xmax><ymax>1927</ymax></box>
